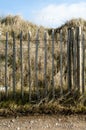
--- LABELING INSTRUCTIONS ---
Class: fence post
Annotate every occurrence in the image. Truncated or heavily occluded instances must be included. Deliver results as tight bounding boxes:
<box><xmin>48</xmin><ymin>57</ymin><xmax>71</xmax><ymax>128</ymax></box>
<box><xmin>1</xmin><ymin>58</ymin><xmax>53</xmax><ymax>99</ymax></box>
<box><xmin>44</xmin><ymin>31</ymin><xmax>47</xmax><ymax>97</ymax></box>
<box><xmin>13</xmin><ymin>32</ymin><xmax>16</xmax><ymax>98</ymax></box>
<box><xmin>67</xmin><ymin>28</ymin><xmax>72</xmax><ymax>92</ymax></box>
<box><xmin>60</xmin><ymin>29</ymin><xmax>63</xmax><ymax>95</ymax></box>
<box><xmin>28</xmin><ymin>32</ymin><xmax>31</xmax><ymax>102</ymax></box>
<box><xmin>35</xmin><ymin>30</ymin><xmax>40</xmax><ymax>100</ymax></box>
<box><xmin>72</xmin><ymin>28</ymin><xmax>77</xmax><ymax>90</ymax></box>
<box><xmin>52</xmin><ymin>29</ymin><xmax>55</xmax><ymax>99</ymax></box>
<box><xmin>76</xmin><ymin>27</ymin><xmax>80</xmax><ymax>91</ymax></box>
<box><xmin>20</xmin><ymin>31</ymin><xmax>24</xmax><ymax>100</ymax></box>
<box><xmin>70</xmin><ymin>28</ymin><xmax>73</xmax><ymax>88</ymax></box>
<box><xmin>5</xmin><ymin>32</ymin><xmax>8</xmax><ymax>98</ymax></box>
<box><xmin>82</xmin><ymin>33</ymin><xmax>85</xmax><ymax>93</ymax></box>
<box><xmin>79</xmin><ymin>27</ymin><xmax>83</xmax><ymax>93</ymax></box>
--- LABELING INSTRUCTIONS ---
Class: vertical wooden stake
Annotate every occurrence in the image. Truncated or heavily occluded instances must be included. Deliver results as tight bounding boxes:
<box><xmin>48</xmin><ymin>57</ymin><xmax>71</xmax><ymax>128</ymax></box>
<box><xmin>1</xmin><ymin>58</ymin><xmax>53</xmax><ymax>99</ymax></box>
<box><xmin>72</xmin><ymin>29</ymin><xmax>76</xmax><ymax>90</ymax></box>
<box><xmin>28</xmin><ymin>32</ymin><xmax>31</xmax><ymax>101</ymax></box>
<box><xmin>82</xmin><ymin>33</ymin><xmax>85</xmax><ymax>93</ymax></box>
<box><xmin>67</xmin><ymin>28</ymin><xmax>72</xmax><ymax>92</ymax></box>
<box><xmin>20</xmin><ymin>31</ymin><xmax>24</xmax><ymax>99</ymax></box>
<box><xmin>44</xmin><ymin>31</ymin><xmax>47</xmax><ymax>97</ymax></box>
<box><xmin>35</xmin><ymin>30</ymin><xmax>40</xmax><ymax>100</ymax></box>
<box><xmin>52</xmin><ymin>29</ymin><xmax>55</xmax><ymax>98</ymax></box>
<box><xmin>79</xmin><ymin>27</ymin><xmax>83</xmax><ymax>93</ymax></box>
<box><xmin>13</xmin><ymin>32</ymin><xmax>16</xmax><ymax>98</ymax></box>
<box><xmin>60</xmin><ymin>29</ymin><xmax>63</xmax><ymax>95</ymax></box>
<box><xmin>76</xmin><ymin>27</ymin><xmax>80</xmax><ymax>91</ymax></box>
<box><xmin>71</xmin><ymin>29</ymin><xmax>74</xmax><ymax>88</ymax></box>
<box><xmin>5</xmin><ymin>32</ymin><xmax>8</xmax><ymax>98</ymax></box>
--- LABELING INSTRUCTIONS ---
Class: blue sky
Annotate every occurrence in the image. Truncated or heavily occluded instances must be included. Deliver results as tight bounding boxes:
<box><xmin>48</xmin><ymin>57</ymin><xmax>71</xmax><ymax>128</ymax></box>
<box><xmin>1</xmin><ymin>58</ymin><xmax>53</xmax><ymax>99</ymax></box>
<box><xmin>0</xmin><ymin>0</ymin><xmax>86</xmax><ymax>28</ymax></box>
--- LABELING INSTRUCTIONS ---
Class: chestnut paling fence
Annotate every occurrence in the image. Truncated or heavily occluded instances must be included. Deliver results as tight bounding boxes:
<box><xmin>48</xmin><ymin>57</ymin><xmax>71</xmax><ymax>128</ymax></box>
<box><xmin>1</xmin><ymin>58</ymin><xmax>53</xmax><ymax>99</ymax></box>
<box><xmin>0</xmin><ymin>27</ymin><xmax>86</xmax><ymax>102</ymax></box>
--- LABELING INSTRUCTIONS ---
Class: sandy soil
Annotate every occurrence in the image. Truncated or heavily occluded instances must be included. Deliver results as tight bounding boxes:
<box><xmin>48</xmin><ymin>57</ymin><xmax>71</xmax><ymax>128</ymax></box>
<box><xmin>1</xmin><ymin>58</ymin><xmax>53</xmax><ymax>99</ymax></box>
<box><xmin>0</xmin><ymin>115</ymin><xmax>86</xmax><ymax>130</ymax></box>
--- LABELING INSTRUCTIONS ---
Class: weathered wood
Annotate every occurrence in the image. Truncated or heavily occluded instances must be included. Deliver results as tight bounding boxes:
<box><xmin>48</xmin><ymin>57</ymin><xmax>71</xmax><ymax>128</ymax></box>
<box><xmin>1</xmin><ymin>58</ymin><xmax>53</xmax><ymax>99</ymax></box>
<box><xmin>76</xmin><ymin>27</ymin><xmax>80</xmax><ymax>91</ymax></box>
<box><xmin>44</xmin><ymin>31</ymin><xmax>47</xmax><ymax>97</ymax></box>
<box><xmin>67</xmin><ymin>28</ymin><xmax>72</xmax><ymax>92</ymax></box>
<box><xmin>35</xmin><ymin>30</ymin><xmax>40</xmax><ymax>100</ymax></box>
<box><xmin>72</xmin><ymin>29</ymin><xmax>77</xmax><ymax>90</ymax></box>
<box><xmin>71</xmin><ymin>29</ymin><xmax>73</xmax><ymax>88</ymax></box>
<box><xmin>60</xmin><ymin>29</ymin><xmax>63</xmax><ymax>95</ymax></box>
<box><xmin>70</xmin><ymin>29</ymin><xmax>74</xmax><ymax>90</ymax></box>
<box><xmin>5</xmin><ymin>32</ymin><xmax>8</xmax><ymax>98</ymax></box>
<box><xmin>2</xmin><ymin>27</ymin><xmax>85</xmax><ymax>101</ymax></box>
<box><xmin>28</xmin><ymin>32</ymin><xmax>31</xmax><ymax>101</ymax></box>
<box><xmin>79</xmin><ymin>27</ymin><xmax>83</xmax><ymax>92</ymax></box>
<box><xmin>82</xmin><ymin>33</ymin><xmax>85</xmax><ymax>93</ymax></box>
<box><xmin>12</xmin><ymin>32</ymin><xmax>16</xmax><ymax>98</ymax></box>
<box><xmin>52</xmin><ymin>29</ymin><xmax>55</xmax><ymax>98</ymax></box>
<box><xmin>20</xmin><ymin>31</ymin><xmax>24</xmax><ymax>99</ymax></box>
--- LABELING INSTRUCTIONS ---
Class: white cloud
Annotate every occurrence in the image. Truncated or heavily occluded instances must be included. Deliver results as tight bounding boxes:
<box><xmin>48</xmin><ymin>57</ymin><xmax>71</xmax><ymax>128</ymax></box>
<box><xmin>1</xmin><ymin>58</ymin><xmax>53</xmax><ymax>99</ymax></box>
<box><xmin>32</xmin><ymin>2</ymin><xmax>86</xmax><ymax>28</ymax></box>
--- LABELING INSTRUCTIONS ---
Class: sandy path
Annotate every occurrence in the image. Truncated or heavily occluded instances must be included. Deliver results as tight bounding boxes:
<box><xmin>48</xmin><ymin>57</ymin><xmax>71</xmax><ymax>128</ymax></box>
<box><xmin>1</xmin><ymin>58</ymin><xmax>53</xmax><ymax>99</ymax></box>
<box><xmin>0</xmin><ymin>115</ymin><xmax>86</xmax><ymax>130</ymax></box>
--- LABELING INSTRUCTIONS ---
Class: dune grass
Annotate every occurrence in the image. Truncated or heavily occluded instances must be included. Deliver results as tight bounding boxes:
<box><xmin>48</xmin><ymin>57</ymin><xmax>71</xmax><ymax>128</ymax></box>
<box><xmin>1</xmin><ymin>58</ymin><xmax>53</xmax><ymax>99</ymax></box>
<box><xmin>0</xmin><ymin>90</ymin><xmax>86</xmax><ymax>117</ymax></box>
<box><xmin>0</xmin><ymin>15</ymin><xmax>86</xmax><ymax>116</ymax></box>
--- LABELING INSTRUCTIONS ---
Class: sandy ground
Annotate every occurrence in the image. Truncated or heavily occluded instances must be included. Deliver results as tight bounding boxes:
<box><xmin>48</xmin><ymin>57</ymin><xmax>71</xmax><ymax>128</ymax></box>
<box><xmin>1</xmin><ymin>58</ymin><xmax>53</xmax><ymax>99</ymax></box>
<box><xmin>0</xmin><ymin>115</ymin><xmax>86</xmax><ymax>130</ymax></box>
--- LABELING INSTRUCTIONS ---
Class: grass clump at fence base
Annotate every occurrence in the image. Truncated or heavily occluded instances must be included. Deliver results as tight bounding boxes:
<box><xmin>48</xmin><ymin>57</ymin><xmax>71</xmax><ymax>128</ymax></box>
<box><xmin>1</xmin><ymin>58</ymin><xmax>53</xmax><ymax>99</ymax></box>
<box><xmin>0</xmin><ymin>90</ymin><xmax>86</xmax><ymax>117</ymax></box>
